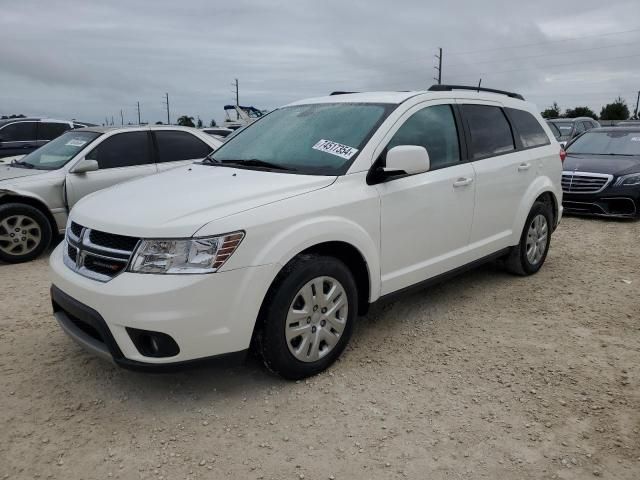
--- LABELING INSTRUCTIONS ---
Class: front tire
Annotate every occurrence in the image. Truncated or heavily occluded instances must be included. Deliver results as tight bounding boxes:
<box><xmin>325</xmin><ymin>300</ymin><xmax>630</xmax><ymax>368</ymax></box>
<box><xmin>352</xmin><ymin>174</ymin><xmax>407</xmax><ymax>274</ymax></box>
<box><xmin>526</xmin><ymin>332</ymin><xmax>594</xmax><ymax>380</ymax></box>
<box><xmin>0</xmin><ymin>203</ymin><xmax>52</xmax><ymax>264</ymax></box>
<box><xmin>257</xmin><ymin>254</ymin><xmax>358</xmax><ymax>380</ymax></box>
<box><xmin>504</xmin><ymin>200</ymin><xmax>553</xmax><ymax>276</ymax></box>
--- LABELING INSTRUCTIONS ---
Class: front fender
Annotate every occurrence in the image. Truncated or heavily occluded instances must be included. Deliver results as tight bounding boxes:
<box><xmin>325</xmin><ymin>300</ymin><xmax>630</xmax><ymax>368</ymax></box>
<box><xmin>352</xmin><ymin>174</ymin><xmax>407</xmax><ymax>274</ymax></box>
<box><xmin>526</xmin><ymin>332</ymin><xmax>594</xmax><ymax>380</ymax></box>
<box><xmin>511</xmin><ymin>176</ymin><xmax>561</xmax><ymax>245</ymax></box>
<box><xmin>252</xmin><ymin>216</ymin><xmax>381</xmax><ymax>302</ymax></box>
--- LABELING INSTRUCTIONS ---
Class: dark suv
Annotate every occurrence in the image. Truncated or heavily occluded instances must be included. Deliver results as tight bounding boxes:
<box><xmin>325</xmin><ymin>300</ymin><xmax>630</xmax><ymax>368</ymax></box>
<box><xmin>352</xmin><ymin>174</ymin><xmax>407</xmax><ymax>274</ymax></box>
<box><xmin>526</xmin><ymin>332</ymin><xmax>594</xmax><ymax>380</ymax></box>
<box><xmin>0</xmin><ymin>118</ymin><xmax>95</xmax><ymax>159</ymax></box>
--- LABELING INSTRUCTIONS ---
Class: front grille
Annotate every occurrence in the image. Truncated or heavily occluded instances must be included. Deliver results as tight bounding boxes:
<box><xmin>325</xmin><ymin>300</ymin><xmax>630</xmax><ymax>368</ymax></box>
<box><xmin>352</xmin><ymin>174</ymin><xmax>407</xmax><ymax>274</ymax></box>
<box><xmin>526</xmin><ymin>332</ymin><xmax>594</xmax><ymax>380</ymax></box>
<box><xmin>562</xmin><ymin>171</ymin><xmax>612</xmax><ymax>194</ymax></box>
<box><xmin>64</xmin><ymin>223</ymin><xmax>139</xmax><ymax>282</ymax></box>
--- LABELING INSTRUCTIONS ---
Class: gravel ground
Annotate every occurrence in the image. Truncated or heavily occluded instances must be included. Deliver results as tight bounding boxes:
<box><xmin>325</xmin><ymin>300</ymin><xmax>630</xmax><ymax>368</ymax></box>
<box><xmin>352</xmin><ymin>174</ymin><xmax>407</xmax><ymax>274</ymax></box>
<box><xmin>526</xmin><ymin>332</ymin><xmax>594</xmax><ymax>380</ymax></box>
<box><xmin>1</xmin><ymin>216</ymin><xmax>639</xmax><ymax>480</ymax></box>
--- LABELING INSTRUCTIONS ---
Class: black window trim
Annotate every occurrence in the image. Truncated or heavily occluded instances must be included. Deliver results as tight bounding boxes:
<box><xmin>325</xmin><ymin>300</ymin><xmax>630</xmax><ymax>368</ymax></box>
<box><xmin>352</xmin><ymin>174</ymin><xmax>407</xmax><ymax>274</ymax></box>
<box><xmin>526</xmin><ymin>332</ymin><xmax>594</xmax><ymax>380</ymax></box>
<box><xmin>503</xmin><ymin>107</ymin><xmax>552</xmax><ymax>152</ymax></box>
<box><xmin>459</xmin><ymin>103</ymin><xmax>530</xmax><ymax>161</ymax></box>
<box><xmin>85</xmin><ymin>131</ymin><xmax>154</xmax><ymax>170</ymax></box>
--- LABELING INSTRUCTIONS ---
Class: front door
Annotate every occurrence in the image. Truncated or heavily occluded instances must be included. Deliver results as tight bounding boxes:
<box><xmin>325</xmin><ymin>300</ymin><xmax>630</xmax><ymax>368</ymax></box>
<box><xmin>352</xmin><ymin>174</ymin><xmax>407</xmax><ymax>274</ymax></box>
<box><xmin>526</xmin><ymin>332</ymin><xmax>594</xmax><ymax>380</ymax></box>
<box><xmin>377</xmin><ymin>102</ymin><xmax>476</xmax><ymax>295</ymax></box>
<box><xmin>65</xmin><ymin>131</ymin><xmax>157</xmax><ymax>208</ymax></box>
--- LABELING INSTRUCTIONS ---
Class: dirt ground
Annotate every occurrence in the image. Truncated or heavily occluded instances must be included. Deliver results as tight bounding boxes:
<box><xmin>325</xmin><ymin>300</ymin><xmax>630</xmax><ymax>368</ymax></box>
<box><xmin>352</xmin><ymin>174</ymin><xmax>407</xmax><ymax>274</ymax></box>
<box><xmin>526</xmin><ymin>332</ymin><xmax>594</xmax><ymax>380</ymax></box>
<box><xmin>1</xmin><ymin>216</ymin><xmax>639</xmax><ymax>480</ymax></box>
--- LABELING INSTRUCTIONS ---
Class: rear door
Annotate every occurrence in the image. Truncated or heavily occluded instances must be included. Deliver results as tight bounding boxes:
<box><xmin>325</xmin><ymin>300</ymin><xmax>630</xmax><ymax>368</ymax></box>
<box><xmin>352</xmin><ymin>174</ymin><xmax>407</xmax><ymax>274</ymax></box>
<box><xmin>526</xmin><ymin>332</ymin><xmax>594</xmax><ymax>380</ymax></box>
<box><xmin>65</xmin><ymin>131</ymin><xmax>157</xmax><ymax>208</ymax></box>
<box><xmin>152</xmin><ymin>130</ymin><xmax>214</xmax><ymax>172</ymax></box>
<box><xmin>37</xmin><ymin>121</ymin><xmax>71</xmax><ymax>148</ymax></box>
<box><xmin>459</xmin><ymin>102</ymin><xmax>533</xmax><ymax>257</ymax></box>
<box><xmin>0</xmin><ymin>121</ymin><xmax>38</xmax><ymax>158</ymax></box>
<box><xmin>377</xmin><ymin>101</ymin><xmax>476</xmax><ymax>294</ymax></box>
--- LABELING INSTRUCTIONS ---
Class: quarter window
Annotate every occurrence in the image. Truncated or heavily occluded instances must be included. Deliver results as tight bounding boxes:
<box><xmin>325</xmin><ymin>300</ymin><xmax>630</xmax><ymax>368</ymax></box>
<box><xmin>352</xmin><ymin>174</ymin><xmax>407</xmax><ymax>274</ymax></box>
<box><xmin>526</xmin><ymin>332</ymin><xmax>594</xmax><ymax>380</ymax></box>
<box><xmin>154</xmin><ymin>131</ymin><xmax>212</xmax><ymax>163</ymax></box>
<box><xmin>387</xmin><ymin>104</ymin><xmax>460</xmax><ymax>169</ymax></box>
<box><xmin>506</xmin><ymin>108</ymin><xmax>550</xmax><ymax>148</ymax></box>
<box><xmin>38</xmin><ymin>122</ymin><xmax>71</xmax><ymax>141</ymax></box>
<box><xmin>85</xmin><ymin>132</ymin><xmax>150</xmax><ymax>169</ymax></box>
<box><xmin>462</xmin><ymin>105</ymin><xmax>515</xmax><ymax>159</ymax></box>
<box><xmin>0</xmin><ymin>122</ymin><xmax>37</xmax><ymax>142</ymax></box>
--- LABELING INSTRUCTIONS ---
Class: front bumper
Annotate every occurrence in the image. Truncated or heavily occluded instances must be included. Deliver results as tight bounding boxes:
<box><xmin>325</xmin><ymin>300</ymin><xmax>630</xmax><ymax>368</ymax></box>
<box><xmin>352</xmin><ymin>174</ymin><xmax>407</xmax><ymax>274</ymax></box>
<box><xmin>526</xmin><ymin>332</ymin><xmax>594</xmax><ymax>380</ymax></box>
<box><xmin>49</xmin><ymin>242</ymin><xmax>277</xmax><ymax>368</ymax></box>
<box><xmin>562</xmin><ymin>187</ymin><xmax>640</xmax><ymax>218</ymax></box>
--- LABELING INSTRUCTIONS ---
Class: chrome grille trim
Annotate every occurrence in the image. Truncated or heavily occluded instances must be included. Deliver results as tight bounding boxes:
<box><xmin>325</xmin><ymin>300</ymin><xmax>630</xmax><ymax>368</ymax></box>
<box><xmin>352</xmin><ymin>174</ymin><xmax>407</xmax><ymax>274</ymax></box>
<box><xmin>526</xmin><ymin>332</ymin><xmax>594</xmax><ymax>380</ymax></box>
<box><xmin>561</xmin><ymin>171</ymin><xmax>613</xmax><ymax>194</ymax></box>
<box><xmin>63</xmin><ymin>224</ymin><xmax>139</xmax><ymax>282</ymax></box>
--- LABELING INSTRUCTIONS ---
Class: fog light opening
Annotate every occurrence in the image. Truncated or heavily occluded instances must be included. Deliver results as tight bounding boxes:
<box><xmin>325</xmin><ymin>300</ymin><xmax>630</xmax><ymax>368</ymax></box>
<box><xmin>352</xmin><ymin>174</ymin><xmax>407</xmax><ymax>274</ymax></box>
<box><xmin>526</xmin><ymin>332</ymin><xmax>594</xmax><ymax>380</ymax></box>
<box><xmin>126</xmin><ymin>328</ymin><xmax>180</xmax><ymax>358</ymax></box>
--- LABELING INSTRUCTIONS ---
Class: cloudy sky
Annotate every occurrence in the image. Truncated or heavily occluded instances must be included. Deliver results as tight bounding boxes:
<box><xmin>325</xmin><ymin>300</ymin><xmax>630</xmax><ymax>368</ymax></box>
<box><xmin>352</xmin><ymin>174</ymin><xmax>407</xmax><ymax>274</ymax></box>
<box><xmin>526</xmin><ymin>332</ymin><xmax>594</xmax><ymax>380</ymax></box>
<box><xmin>1</xmin><ymin>0</ymin><xmax>639</xmax><ymax>125</ymax></box>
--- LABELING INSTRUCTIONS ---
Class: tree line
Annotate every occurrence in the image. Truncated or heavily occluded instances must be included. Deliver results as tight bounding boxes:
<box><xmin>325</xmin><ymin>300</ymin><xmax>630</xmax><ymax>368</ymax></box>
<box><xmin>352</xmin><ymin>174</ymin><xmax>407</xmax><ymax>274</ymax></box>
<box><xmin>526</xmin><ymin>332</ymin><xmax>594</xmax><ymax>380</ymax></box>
<box><xmin>541</xmin><ymin>97</ymin><xmax>634</xmax><ymax>121</ymax></box>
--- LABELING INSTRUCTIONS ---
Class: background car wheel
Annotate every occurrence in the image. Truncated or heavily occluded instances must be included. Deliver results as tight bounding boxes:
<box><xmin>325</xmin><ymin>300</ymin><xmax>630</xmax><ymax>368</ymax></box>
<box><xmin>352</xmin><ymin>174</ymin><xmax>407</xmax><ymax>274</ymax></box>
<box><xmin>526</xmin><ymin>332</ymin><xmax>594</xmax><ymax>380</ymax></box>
<box><xmin>257</xmin><ymin>254</ymin><xmax>358</xmax><ymax>380</ymax></box>
<box><xmin>0</xmin><ymin>203</ymin><xmax>52</xmax><ymax>264</ymax></box>
<box><xmin>504</xmin><ymin>200</ymin><xmax>553</xmax><ymax>276</ymax></box>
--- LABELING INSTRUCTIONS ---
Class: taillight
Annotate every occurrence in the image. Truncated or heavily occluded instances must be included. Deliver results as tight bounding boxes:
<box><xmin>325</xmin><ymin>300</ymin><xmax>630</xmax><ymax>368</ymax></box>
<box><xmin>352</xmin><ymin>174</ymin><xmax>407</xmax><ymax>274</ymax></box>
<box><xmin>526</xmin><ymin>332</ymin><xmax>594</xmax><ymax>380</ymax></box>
<box><xmin>559</xmin><ymin>148</ymin><xmax>566</xmax><ymax>163</ymax></box>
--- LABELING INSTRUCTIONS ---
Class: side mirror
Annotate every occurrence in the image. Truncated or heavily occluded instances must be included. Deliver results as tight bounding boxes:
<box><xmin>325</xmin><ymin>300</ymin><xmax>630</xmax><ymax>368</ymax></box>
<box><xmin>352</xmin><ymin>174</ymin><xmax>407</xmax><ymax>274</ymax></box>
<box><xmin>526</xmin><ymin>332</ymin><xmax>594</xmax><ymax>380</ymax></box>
<box><xmin>71</xmin><ymin>159</ymin><xmax>99</xmax><ymax>174</ymax></box>
<box><xmin>385</xmin><ymin>145</ymin><xmax>430</xmax><ymax>175</ymax></box>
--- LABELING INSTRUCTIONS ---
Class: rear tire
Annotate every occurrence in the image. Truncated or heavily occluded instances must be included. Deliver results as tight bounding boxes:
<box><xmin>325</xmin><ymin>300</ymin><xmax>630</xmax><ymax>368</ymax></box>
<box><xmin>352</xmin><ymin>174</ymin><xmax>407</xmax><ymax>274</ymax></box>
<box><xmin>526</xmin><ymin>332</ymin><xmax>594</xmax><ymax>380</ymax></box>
<box><xmin>257</xmin><ymin>254</ymin><xmax>357</xmax><ymax>380</ymax></box>
<box><xmin>0</xmin><ymin>203</ymin><xmax>52</xmax><ymax>264</ymax></box>
<box><xmin>504</xmin><ymin>201</ymin><xmax>552</xmax><ymax>276</ymax></box>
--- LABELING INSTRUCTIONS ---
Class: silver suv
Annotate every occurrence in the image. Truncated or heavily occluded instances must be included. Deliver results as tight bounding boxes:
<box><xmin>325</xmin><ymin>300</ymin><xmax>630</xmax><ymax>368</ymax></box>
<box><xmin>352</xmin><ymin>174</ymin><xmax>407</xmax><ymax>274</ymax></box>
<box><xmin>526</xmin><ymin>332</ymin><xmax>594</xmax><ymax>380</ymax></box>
<box><xmin>0</xmin><ymin>125</ymin><xmax>221</xmax><ymax>263</ymax></box>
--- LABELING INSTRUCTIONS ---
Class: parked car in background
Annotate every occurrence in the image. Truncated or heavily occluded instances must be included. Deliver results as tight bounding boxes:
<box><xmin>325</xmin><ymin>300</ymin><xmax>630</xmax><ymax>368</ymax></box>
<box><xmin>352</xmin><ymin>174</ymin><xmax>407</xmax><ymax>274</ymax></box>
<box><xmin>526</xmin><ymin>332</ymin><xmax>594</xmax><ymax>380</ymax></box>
<box><xmin>50</xmin><ymin>85</ymin><xmax>562</xmax><ymax>379</ymax></box>
<box><xmin>0</xmin><ymin>125</ymin><xmax>221</xmax><ymax>263</ymax></box>
<box><xmin>547</xmin><ymin>117</ymin><xmax>600</xmax><ymax>147</ymax></box>
<box><xmin>0</xmin><ymin>118</ymin><xmax>96</xmax><ymax>159</ymax></box>
<box><xmin>562</xmin><ymin>127</ymin><xmax>640</xmax><ymax>218</ymax></box>
<box><xmin>201</xmin><ymin>127</ymin><xmax>234</xmax><ymax>140</ymax></box>
<box><xmin>614</xmin><ymin>120</ymin><xmax>640</xmax><ymax>127</ymax></box>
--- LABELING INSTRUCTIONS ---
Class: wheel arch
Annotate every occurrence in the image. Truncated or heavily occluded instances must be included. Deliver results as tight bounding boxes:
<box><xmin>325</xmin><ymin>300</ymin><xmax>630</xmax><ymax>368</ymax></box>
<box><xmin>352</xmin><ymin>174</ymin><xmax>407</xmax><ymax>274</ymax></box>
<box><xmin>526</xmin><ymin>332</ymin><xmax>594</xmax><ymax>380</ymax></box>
<box><xmin>511</xmin><ymin>177</ymin><xmax>560</xmax><ymax>244</ymax></box>
<box><xmin>0</xmin><ymin>192</ymin><xmax>57</xmax><ymax>238</ymax></box>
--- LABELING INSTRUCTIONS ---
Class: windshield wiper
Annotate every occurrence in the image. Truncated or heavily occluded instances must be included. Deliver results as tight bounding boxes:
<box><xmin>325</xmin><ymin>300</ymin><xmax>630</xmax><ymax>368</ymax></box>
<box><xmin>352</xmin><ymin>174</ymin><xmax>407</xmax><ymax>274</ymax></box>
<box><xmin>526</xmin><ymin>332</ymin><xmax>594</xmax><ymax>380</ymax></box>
<box><xmin>10</xmin><ymin>159</ymin><xmax>34</xmax><ymax>169</ymax></box>
<box><xmin>201</xmin><ymin>153</ymin><xmax>221</xmax><ymax>165</ymax></box>
<box><xmin>219</xmin><ymin>159</ymin><xmax>296</xmax><ymax>172</ymax></box>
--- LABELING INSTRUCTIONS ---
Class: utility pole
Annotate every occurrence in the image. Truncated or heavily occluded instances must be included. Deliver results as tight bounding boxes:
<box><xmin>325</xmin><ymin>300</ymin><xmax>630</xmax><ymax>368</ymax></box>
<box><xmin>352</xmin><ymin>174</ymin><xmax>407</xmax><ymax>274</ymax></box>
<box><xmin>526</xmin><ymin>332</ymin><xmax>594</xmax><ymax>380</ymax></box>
<box><xmin>433</xmin><ymin>48</ymin><xmax>443</xmax><ymax>85</ymax></box>
<box><xmin>634</xmin><ymin>91</ymin><xmax>640</xmax><ymax>120</ymax></box>
<box><xmin>111</xmin><ymin>115</ymin><xmax>114</xmax><ymax>126</ymax></box>
<box><xmin>163</xmin><ymin>93</ymin><xmax>170</xmax><ymax>125</ymax></box>
<box><xmin>137</xmin><ymin>101</ymin><xmax>141</xmax><ymax>125</ymax></box>
<box><xmin>120</xmin><ymin>109</ymin><xmax>124</xmax><ymax>126</ymax></box>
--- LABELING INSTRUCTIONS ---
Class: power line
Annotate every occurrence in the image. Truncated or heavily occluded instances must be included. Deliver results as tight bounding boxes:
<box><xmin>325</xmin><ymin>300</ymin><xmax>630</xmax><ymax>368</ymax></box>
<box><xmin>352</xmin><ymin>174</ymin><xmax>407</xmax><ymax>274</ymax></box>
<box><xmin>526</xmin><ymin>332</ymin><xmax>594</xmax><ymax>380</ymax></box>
<box><xmin>448</xmin><ymin>27</ymin><xmax>640</xmax><ymax>56</ymax></box>
<box><xmin>447</xmin><ymin>41</ymin><xmax>638</xmax><ymax>69</ymax></box>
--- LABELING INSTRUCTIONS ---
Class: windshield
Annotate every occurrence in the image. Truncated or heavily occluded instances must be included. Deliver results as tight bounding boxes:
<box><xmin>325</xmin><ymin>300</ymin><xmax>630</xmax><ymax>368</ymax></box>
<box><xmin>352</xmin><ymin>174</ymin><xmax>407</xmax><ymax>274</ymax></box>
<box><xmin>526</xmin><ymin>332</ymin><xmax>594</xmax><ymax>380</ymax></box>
<box><xmin>546</xmin><ymin>122</ymin><xmax>561</xmax><ymax>138</ymax></box>
<box><xmin>566</xmin><ymin>131</ymin><xmax>640</xmax><ymax>156</ymax></box>
<box><xmin>551</xmin><ymin>122</ymin><xmax>574</xmax><ymax>137</ymax></box>
<box><xmin>209</xmin><ymin>103</ymin><xmax>393</xmax><ymax>175</ymax></box>
<box><xmin>17</xmin><ymin>131</ymin><xmax>101</xmax><ymax>170</ymax></box>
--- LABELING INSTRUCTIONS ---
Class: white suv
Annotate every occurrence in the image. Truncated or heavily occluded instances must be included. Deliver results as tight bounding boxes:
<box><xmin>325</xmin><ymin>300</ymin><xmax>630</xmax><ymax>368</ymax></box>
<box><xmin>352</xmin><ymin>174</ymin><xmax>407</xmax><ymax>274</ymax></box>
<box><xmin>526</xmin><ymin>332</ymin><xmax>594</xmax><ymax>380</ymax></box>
<box><xmin>50</xmin><ymin>85</ymin><xmax>563</xmax><ymax>379</ymax></box>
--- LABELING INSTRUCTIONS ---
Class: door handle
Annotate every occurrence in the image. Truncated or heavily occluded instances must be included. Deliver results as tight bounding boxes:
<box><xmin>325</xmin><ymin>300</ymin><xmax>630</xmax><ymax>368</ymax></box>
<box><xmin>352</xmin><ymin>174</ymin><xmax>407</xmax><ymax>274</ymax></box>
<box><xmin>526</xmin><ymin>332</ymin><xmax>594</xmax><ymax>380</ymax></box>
<box><xmin>518</xmin><ymin>162</ymin><xmax>531</xmax><ymax>171</ymax></box>
<box><xmin>453</xmin><ymin>177</ymin><xmax>473</xmax><ymax>187</ymax></box>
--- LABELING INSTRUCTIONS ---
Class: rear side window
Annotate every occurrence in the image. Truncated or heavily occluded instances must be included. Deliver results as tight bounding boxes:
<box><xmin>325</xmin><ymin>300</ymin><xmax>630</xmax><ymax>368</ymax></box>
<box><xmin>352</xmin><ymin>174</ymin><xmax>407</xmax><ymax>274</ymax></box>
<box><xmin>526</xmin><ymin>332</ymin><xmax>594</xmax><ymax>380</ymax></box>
<box><xmin>0</xmin><ymin>121</ymin><xmax>37</xmax><ymax>141</ymax></box>
<box><xmin>154</xmin><ymin>131</ymin><xmax>212</xmax><ymax>163</ymax></box>
<box><xmin>38</xmin><ymin>122</ymin><xmax>71</xmax><ymax>141</ymax></box>
<box><xmin>462</xmin><ymin>105</ymin><xmax>515</xmax><ymax>159</ymax></box>
<box><xmin>387</xmin><ymin>104</ymin><xmax>460</xmax><ymax>169</ymax></box>
<box><xmin>85</xmin><ymin>132</ymin><xmax>151</xmax><ymax>169</ymax></box>
<box><xmin>507</xmin><ymin>109</ymin><xmax>550</xmax><ymax>148</ymax></box>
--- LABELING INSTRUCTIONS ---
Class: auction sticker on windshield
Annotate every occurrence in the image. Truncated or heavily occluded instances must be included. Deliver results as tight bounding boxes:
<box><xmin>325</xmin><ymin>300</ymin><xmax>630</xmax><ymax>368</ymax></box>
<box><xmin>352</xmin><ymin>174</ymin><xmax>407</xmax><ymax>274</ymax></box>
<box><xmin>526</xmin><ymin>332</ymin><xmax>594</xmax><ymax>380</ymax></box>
<box><xmin>312</xmin><ymin>139</ymin><xmax>358</xmax><ymax>160</ymax></box>
<box><xmin>66</xmin><ymin>139</ymin><xmax>87</xmax><ymax>147</ymax></box>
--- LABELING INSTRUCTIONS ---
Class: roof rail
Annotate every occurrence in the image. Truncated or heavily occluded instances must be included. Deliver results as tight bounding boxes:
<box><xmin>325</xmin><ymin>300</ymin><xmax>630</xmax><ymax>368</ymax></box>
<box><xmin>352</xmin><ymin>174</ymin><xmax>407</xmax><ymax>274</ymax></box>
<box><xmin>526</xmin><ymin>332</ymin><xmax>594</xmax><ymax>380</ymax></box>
<box><xmin>428</xmin><ymin>84</ymin><xmax>525</xmax><ymax>101</ymax></box>
<box><xmin>330</xmin><ymin>91</ymin><xmax>359</xmax><ymax>96</ymax></box>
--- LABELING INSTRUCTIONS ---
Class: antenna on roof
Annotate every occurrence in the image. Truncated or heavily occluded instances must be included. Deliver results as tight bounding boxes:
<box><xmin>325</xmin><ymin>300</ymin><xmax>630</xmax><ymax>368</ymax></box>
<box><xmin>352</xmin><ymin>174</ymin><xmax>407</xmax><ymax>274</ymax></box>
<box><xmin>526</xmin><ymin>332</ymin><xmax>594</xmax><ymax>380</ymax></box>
<box><xmin>477</xmin><ymin>78</ymin><xmax>482</xmax><ymax>92</ymax></box>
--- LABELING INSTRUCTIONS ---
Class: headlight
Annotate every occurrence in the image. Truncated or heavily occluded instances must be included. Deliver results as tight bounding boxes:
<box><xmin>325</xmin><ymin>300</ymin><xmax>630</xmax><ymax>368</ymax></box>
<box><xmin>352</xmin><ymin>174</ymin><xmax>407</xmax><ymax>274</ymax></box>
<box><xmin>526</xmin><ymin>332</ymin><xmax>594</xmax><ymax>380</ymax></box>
<box><xmin>614</xmin><ymin>173</ymin><xmax>640</xmax><ymax>187</ymax></box>
<box><xmin>129</xmin><ymin>231</ymin><xmax>244</xmax><ymax>274</ymax></box>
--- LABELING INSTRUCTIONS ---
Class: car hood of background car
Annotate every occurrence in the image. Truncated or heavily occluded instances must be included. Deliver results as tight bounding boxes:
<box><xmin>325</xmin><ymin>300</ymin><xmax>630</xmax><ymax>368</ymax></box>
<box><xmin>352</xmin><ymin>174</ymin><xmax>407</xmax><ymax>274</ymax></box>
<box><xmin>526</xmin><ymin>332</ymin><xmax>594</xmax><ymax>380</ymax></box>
<box><xmin>0</xmin><ymin>165</ymin><xmax>48</xmax><ymax>182</ymax></box>
<box><xmin>564</xmin><ymin>154</ymin><xmax>640</xmax><ymax>176</ymax></box>
<box><xmin>71</xmin><ymin>164</ymin><xmax>337</xmax><ymax>238</ymax></box>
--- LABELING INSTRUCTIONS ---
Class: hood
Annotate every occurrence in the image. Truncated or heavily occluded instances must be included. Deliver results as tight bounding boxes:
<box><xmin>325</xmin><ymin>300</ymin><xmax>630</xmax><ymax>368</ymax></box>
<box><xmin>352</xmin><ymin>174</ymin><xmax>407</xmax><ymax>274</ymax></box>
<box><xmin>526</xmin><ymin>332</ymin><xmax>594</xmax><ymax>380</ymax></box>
<box><xmin>0</xmin><ymin>165</ymin><xmax>48</xmax><ymax>182</ymax></box>
<box><xmin>71</xmin><ymin>164</ymin><xmax>336</xmax><ymax>237</ymax></box>
<box><xmin>563</xmin><ymin>153</ymin><xmax>640</xmax><ymax>176</ymax></box>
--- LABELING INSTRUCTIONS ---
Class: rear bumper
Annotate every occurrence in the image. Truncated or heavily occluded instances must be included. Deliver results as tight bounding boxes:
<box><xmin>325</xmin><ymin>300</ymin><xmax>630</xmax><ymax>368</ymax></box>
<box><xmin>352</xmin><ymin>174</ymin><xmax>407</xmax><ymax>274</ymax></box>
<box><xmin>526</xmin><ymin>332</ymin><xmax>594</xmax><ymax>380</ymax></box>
<box><xmin>562</xmin><ymin>190</ymin><xmax>640</xmax><ymax>218</ymax></box>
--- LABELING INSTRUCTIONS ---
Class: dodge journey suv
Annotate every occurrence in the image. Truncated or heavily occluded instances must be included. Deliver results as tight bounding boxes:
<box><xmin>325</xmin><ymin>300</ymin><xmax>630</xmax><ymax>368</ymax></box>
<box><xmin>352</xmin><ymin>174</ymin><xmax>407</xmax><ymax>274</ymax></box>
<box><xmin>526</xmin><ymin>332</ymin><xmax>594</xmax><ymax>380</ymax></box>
<box><xmin>50</xmin><ymin>85</ymin><xmax>563</xmax><ymax>379</ymax></box>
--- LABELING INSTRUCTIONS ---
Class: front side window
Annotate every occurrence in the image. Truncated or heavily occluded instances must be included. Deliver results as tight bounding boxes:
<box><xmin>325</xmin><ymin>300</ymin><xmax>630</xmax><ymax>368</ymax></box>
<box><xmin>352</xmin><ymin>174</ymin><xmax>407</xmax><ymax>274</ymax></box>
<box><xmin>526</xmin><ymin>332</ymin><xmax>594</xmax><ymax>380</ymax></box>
<box><xmin>462</xmin><ymin>105</ymin><xmax>515</xmax><ymax>159</ymax></box>
<box><xmin>574</xmin><ymin>122</ymin><xmax>586</xmax><ymax>134</ymax></box>
<box><xmin>386</xmin><ymin>104</ymin><xmax>460</xmax><ymax>169</ymax></box>
<box><xmin>0</xmin><ymin>122</ymin><xmax>37</xmax><ymax>142</ymax></box>
<box><xmin>154</xmin><ymin>131</ymin><xmax>212</xmax><ymax>163</ymax></box>
<box><xmin>566</xmin><ymin>131</ymin><xmax>640</xmax><ymax>156</ymax></box>
<box><xmin>85</xmin><ymin>132</ymin><xmax>150</xmax><ymax>169</ymax></box>
<box><xmin>209</xmin><ymin>103</ymin><xmax>393</xmax><ymax>175</ymax></box>
<box><xmin>38</xmin><ymin>122</ymin><xmax>71</xmax><ymax>141</ymax></box>
<box><xmin>17</xmin><ymin>131</ymin><xmax>101</xmax><ymax>170</ymax></box>
<box><xmin>507</xmin><ymin>108</ymin><xmax>550</xmax><ymax>148</ymax></box>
